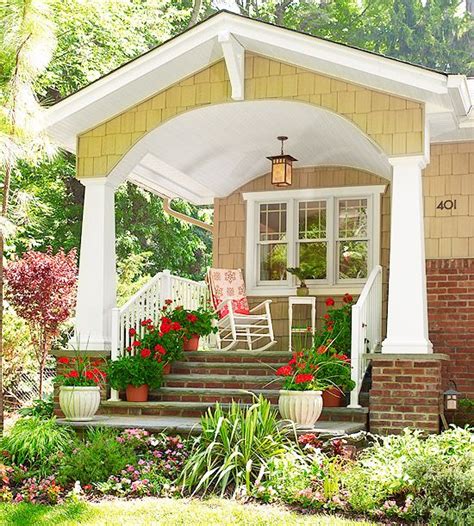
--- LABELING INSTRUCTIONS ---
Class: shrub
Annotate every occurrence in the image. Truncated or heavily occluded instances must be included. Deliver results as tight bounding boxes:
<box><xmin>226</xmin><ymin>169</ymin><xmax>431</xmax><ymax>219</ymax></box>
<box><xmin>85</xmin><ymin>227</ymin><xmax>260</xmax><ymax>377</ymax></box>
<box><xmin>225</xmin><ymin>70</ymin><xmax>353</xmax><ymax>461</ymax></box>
<box><xmin>57</xmin><ymin>427</ymin><xmax>137</xmax><ymax>485</ymax></box>
<box><xmin>179</xmin><ymin>396</ymin><xmax>289</xmax><ymax>496</ymax></box>
<box><xmin>0</xmin><ymin>417</ymin><xmax>74</xmax><ymax>477</ymax></box>
<box><xmin>19</xmin><ymin>396</ymin><xmax>54</xmax><ymax>420</ymax></box>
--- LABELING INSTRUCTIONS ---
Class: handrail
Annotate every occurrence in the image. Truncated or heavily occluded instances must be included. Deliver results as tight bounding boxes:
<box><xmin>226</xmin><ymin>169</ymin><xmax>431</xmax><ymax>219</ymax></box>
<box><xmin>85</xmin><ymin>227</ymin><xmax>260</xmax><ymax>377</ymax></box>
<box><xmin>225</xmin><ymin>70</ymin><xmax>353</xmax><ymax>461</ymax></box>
<box><xmin>120</xmin><ymin>272</ymin><xmax>163</xmax><ymax>312</ymax></box>
<box><xmin>348</xmin><ymin>265</ymin><xmax>383</xmax><ymax>408</ymax></box>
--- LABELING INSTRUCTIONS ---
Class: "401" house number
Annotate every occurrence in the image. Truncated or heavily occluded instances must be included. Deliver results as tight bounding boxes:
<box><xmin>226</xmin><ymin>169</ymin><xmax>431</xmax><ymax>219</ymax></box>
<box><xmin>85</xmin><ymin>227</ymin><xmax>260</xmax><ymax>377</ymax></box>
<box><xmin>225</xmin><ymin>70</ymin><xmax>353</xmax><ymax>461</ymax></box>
<box><xmin>436</xmin><ymin>199</ymin><xmax>457</xmax><ymax>210</ymax></box>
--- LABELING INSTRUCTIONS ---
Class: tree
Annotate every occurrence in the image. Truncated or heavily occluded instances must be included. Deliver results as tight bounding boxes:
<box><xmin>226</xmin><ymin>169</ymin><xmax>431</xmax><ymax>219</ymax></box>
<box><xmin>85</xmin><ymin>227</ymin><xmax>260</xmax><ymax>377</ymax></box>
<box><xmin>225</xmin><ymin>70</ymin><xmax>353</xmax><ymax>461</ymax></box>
<box><xmin>4</xmin><ymin>249</ymin><xmax>77</xmax><ymax>397</ymax></box>
<box><xmin>0</xmin><ymin>0</ymin><xmax>57</xmax><ymax>433</ymax></box>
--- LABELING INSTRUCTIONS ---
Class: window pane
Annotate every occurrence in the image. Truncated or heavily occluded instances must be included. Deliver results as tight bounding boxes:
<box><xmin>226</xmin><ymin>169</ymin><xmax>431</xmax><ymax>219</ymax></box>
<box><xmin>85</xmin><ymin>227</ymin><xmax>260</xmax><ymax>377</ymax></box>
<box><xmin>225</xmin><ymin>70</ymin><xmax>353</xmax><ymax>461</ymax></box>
<box><xmin>260</xmin><ymin>203</ymin><xmax>287</xmax><ymax>241</ymax></box>
<box><xmin>299</xmin><ymin>242</ymin><xmax>327</xmax><ymax>279</ymax></box>
<box><xmin>259</xmin><ymin>243</ymin><xmax>287</xmax><ymax>281</ymax></box>
<box><xmin>338</xmin><ymin>199</ymin><xmax>367</xmax><ymax>238</ymax></box>
<box><xmin>338</xmin><ymin>241</ymin><xmax>368</xmax><ymax>279</ymax></box>
<box><xmin>299</xmin><ymin>201</ymin><xmax>326</xmax><ymax>240</ymax></box>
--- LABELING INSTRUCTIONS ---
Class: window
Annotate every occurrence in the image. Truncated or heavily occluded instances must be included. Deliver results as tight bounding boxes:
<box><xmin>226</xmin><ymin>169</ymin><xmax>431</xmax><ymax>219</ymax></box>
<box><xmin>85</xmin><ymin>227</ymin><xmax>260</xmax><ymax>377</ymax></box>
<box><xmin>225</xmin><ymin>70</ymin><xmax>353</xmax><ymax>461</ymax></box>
<box><xmin>244</xmin><ymin>186</ymin><xmax>384</xmax><ymax>295</ymax></box>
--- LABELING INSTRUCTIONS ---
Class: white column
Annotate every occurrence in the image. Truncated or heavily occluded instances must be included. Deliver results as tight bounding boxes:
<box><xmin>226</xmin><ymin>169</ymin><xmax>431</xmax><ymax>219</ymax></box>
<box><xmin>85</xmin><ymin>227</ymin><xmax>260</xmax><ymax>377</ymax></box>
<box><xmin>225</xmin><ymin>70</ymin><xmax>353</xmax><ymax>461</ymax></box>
<box><xmin>382</xmin><ymin>156</ymin><xmax>432</xmax><ymax>354</ymax></box>
<box><xmin>72</xmin><ymin>178</ymin><xmax>117</xmax><ymax>351</ymax></box>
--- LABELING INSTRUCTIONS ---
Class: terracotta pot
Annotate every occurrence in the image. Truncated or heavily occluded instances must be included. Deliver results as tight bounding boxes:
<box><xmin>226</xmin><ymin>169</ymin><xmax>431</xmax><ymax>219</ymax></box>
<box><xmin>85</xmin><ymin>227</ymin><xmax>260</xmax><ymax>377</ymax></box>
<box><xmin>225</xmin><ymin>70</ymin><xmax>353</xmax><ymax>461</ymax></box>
<box><xmin>278</xmin><ymin>390</ymin><xmax>323</xmax><ymax>427</ymax></box>
<box><xmin>126</xmin><ymin>384</ymin><xmax>149</xmax><ymax>402</ymax></box>
<box><xmin>183</xmin><ymin>334</ymin><xmax>200</xmax><ymax>351</ymax></box>
<box><xmin>322</xmin><ymin>387</ymin><xmax>345</xmax><ymax>407</ymax></box>
<box><xmin>162</xmin><ymin>363</ymin><xmax>171</xmax><ymax>375</ymax></box>
<box><xmin>59</xmin><ymin>386</ymin><xmax>100</xmax><ymax>421</ymax></box>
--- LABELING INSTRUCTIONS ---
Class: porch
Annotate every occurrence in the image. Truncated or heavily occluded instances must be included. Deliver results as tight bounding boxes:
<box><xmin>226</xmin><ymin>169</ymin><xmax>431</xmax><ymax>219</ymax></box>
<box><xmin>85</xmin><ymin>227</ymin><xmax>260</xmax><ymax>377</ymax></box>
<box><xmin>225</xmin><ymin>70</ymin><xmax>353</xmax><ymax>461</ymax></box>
<box><xmin>44</xmin><ymin>12</ymin><xmax>450</xmax><ymax>434</ymax></box>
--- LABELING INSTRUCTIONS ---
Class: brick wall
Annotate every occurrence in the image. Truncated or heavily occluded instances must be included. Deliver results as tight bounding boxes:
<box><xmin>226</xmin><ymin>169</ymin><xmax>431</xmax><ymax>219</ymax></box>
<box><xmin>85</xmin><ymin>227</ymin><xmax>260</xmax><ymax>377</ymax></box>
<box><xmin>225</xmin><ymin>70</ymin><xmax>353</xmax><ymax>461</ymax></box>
<box><xmin>427</xmin><ymin>258</ymin><xmax>474</xmax><ymax>399</ymax></box>
<box><xmin>370</xmin><ymin>357</ymin><xmax>444</xmax><ymax>434</ymax></box>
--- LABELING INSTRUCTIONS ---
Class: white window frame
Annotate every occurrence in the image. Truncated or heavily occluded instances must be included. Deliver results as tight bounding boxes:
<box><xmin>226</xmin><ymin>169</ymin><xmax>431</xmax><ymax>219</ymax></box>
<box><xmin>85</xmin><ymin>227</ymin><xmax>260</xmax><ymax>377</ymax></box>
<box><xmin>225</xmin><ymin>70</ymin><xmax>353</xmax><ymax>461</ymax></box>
<box><xmin>243</xmin><ymin>185</ymin><xmax>385</xmax><ymax>296</ymax></box>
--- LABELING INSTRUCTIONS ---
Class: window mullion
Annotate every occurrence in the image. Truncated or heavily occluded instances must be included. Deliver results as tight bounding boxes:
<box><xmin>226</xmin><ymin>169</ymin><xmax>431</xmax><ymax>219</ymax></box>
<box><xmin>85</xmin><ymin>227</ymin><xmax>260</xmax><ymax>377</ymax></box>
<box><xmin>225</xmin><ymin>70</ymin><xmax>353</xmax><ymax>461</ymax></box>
<box><xmin>287</xmin><ymin>198</ymin><xmax>296</xmax><ymax>287</ymax></box>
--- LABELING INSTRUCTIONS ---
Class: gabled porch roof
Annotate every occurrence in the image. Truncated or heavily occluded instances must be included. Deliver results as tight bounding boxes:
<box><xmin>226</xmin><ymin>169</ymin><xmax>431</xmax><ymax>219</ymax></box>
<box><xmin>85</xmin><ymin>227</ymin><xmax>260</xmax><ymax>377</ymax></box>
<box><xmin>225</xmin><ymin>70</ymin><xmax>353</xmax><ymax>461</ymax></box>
<box><xmin>45</xmin><ymin>10</ymin><xmax>473</xmax><ymax>154</ymax></box>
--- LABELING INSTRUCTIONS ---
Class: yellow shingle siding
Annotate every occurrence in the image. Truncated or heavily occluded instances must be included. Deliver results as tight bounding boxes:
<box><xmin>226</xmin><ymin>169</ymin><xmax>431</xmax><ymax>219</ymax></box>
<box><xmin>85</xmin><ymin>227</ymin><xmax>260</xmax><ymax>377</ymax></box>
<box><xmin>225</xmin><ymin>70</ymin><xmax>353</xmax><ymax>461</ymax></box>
<box><xmin>77</xmin><ymin>53</ymin><xmax>425</xmax><ymax>179</ymax></box>
<box><xmin>423</xmin><ymin>142</ymin><xmax>474</xmax><ymax>259</ymax></box>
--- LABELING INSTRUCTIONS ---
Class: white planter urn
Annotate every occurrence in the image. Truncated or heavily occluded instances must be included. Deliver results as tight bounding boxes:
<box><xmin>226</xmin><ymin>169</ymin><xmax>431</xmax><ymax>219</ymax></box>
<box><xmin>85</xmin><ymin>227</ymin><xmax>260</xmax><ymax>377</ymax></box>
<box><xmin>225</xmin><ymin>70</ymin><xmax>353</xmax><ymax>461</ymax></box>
<box><xmin>279</xmin><ymin>390</ymin><xmax>323</xmax><ymax>427</ymax></box>
<box><xmin>59</xmin><ymin>386</ymin><xmax>100</xmax><ymax>421</ymax></box>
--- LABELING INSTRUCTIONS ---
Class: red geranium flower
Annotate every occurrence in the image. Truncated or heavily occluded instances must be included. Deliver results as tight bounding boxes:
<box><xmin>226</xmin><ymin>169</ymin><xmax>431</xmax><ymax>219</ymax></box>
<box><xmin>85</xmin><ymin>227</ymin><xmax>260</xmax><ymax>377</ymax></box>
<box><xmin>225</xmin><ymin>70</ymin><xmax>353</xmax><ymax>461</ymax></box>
<box><xmin>335</xmin><ymin>353</ymin><xmax>349</xmax><ymax>362</ymax></box>
<box><xmin>276</xmin><ymin>365</ymin><xmax>293</xmax><ymax>376</ymax></box>
<box><xmin>324</xmin><ymin>314</ymin><xmax>330</xmax><ymax>320</ymax></box>
<box><xmin>295</xmin><ymin>373</ymin><xmax>314</xmax><ymax>384</ymax></box>
<box><xmin>140</xmin><ymin>348</ymin><xmax>151</xmax><ymax>358</ymax></box>
<box><xmin>162</xmin><ymin>317</ymin><xmax>171</xmax><ymax>324</ymax></box>
<box><xmin>186</xmin><ymin>314</ymin><xmax>198</xmax><ymax>323</ymax></box>
<box><xmin>325</xmin><ymin>297</ymin><xmax>335</xmax><ymax>307</ymax></box>
<box><xmin>84</xmin><ymin>370</ymin><xmax>94</xmax><ymax>379</ymax></box>
<box><xmin>297</xmin><ymin>362</ymin><xmax>307</xmax><ymax>370</ymax></box>
<box><xmin>129</xmin><ymin>328</ymin><xmax>137</xmax><ymax>336</ymax></box>
<box><xmin>343</xmin><ymin>293</ymin><xmax>353</xmax><ymax>304</ymax></box>
<box><xmin>160</xmin><ymin>321</ymin><xmax>171</xmax><ymax>334</ymax></box>
<box><xmin>317</xmin><ymin>345</ymin><xmax>327</xmax><ymax>354</ymax></box>
<box><xmin>154</xmin><ymin>344</ymin><xmax>166</xmax><ymax>355</ymax></box>
<box><xmin>288</xmin><ymin>356</ymin><xmax>297</xmax><ymax>366</ymax></box>
<box><xmin>126</xmin><ymin>346</ymin><xmax>132</xmax><ymax>353</ymax></box>
<box><xmin>165</xmin><ymin>299</ymin><xmax>173</xmax><ymax>305</ymax></box>
<box><xmin>170</xmin><ymin>322</ymin><xmax>181</xmax><ymax>331</ymax></box>
<box><xmin>132</xmin><ymin>340</ymin><xmax>141</xmax><ymax>347</ymax></box>
<box><xmin>58</xmin><ymin>357</ymin><xmax>69</xmax><ymax>364</ymax></box>
<box><xmin>68</xmin><ymin>370</ymin><xmax>79</xmax><ymax>378</ymax></box>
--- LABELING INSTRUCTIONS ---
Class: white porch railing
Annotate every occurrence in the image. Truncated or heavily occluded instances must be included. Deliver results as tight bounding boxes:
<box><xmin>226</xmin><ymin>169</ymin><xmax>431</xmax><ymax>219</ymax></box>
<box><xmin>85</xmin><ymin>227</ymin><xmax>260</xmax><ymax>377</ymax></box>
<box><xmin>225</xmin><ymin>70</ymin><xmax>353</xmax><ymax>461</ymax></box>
<box><xmin>111</xmin><ymin>270</ymin><xmax>209</xmax><ymax>362</ymax></box>
<box><xmin>348</xmin><ymin>265</ymin><xmax>383</xmax><ymax>408</ymax></box>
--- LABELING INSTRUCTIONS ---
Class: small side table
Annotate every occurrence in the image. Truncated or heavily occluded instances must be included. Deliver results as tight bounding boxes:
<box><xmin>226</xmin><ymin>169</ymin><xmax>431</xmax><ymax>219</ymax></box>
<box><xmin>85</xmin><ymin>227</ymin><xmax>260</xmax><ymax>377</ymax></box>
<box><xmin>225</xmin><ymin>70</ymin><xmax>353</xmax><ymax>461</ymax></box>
<box><xmin>288</xmin><ymin>296</ymin><xmax>316</xmax><ymax>352</ymax></box>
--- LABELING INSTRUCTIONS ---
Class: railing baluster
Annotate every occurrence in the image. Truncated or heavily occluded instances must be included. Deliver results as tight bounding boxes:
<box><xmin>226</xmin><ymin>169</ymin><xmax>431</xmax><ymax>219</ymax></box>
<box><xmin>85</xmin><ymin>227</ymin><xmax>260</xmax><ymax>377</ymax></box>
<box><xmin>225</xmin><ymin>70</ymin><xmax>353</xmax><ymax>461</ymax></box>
<box><xmin>348</xmin><ymin>265</ymin><xmax>383</xmax><ymax>408</ymax></box>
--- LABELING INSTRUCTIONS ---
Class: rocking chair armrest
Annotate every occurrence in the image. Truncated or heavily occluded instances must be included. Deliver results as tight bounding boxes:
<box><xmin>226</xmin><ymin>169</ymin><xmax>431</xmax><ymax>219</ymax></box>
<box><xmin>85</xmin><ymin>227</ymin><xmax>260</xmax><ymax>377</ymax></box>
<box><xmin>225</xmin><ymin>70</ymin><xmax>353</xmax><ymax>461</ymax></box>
<box><xmin>214</xmin><ymin>297</ymin><xmax>233</xmax><ymax>313</ymax></box>
<box><xmin>249</xmin><ymin>299</ymin><xmax>273</xmax><ymax>313</ymax></box>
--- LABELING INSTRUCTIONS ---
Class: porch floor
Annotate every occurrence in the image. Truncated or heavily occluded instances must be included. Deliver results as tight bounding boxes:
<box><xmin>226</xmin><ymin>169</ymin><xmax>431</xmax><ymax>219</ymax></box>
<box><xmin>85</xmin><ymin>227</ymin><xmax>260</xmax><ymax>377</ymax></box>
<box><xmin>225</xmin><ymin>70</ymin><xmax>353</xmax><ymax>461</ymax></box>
<box><xmin>57</xmin><ymin>414</ymin><xmax>366</xmax><ymax>437</ymax></box>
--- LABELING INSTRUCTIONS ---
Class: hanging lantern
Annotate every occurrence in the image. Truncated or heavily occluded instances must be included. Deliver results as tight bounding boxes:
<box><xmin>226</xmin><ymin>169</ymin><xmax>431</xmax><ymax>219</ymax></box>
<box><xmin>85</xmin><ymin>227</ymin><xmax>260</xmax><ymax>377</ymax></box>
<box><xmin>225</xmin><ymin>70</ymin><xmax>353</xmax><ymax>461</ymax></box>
<box><xmin>443</xmin><ymin>380</ymin><xmax>460</xmax><ymax>411</ymax></box>
<box><xmin>267</xmin><ymin>136</ymin><xmax>297</xmax><ymax>187</ymax></box>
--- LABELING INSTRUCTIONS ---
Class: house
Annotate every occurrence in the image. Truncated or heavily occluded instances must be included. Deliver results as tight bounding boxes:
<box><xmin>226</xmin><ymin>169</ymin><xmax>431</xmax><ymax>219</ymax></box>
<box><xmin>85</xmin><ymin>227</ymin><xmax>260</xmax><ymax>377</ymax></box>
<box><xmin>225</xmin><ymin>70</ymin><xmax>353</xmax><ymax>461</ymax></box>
<box><xmin>45</xmin><ymin>11</ymin><xmax>474</xmax><ymax>434</ymax></box>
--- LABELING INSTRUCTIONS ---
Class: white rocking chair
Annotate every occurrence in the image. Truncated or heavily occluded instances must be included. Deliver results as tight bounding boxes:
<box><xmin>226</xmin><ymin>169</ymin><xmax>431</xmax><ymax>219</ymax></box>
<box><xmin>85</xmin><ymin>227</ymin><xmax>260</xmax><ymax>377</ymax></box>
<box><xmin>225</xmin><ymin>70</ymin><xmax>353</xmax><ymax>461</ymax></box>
<box><xmin>206</xmin><ymin>268</ymin><xmax>277</xmax><ymax>351</ymax></box>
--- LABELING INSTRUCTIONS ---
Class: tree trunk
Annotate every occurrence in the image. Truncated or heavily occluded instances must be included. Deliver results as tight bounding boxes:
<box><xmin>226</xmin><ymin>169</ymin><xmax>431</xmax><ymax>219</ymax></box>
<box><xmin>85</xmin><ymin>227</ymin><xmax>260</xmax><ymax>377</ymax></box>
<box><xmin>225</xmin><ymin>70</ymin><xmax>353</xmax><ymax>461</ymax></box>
<box><xmin>187</xmin><ymin>0</ymin><xmax>203</xmax><ymax>28</ymax></box>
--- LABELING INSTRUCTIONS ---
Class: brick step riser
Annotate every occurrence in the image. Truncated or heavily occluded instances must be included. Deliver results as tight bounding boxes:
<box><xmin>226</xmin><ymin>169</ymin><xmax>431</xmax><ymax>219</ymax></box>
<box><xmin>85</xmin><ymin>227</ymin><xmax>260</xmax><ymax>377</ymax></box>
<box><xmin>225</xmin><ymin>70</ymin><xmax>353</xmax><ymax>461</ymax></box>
<box><xmin>162</xmin><ymin>380</ymin><xmax>283</xmax><ymax>389</ymax></box>
<box><xmin>98</xmin><ymin>406</ymin><xmax>367</xmax><ymax>423</ymax></box>
<box><xmin>171</xmin><ymin>365</ymin><xmax>279</xmax><ymax>376</ymax></box>
<box><xmin>149</xmin><ymin>393</ymin><xmax>280</xmax><ymax>404</ymax></box>
<box><xmin>180</xmin><ymin>354</ymin><xmax>290</xmax><ymax>364</ymax></box>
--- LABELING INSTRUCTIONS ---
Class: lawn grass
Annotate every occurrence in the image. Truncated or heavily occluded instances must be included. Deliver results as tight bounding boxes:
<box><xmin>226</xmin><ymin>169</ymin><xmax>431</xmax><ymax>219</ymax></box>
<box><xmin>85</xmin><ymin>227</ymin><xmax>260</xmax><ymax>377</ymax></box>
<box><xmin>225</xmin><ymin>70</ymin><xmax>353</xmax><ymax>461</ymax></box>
<box><xmin>0</xmin><ymin>498</ymin><xmax>379</xmax><ymax>526</ymax></box>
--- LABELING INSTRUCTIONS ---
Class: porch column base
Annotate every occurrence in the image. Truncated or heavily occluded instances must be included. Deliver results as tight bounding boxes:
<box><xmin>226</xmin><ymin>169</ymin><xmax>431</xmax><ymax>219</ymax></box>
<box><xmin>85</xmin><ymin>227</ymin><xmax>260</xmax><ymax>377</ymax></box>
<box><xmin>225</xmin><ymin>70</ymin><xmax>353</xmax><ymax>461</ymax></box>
<box><xmin>381</xmin><ymin>339</ymin><xmax>433</xmax><ymax>355</ymax></box>
<box><xmin>369</xmin><ymin>354</ymin><xmax>448</xmax><ymax>435</ymax></box>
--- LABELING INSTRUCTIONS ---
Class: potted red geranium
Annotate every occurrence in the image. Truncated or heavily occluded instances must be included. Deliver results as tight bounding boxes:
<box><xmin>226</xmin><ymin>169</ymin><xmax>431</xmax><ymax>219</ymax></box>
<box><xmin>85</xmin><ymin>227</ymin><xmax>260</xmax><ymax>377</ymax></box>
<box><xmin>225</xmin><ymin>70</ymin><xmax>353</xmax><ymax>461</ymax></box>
<box><xmin>164</xmin><ymin>301</ymin><xmax>218</xmax><ymax>351</ymax></box>
<box><xmin>55</xmin><ymin>355</ymin><xmax>106</xmax><ymax>421</ymax></box>
<box><xmin>276</xmin><ymin>330</ymin><xmax>356</xmax><ymax>423</ymax></box>
<box><xmin>127</xmin><ymin>313</ymin><xmax>184</xmax><ymax>374</ymax></box>
<box><xmin>107</xmin><ymin>349</ymin><xmax>164</xmax><ymax>402</ymax></box>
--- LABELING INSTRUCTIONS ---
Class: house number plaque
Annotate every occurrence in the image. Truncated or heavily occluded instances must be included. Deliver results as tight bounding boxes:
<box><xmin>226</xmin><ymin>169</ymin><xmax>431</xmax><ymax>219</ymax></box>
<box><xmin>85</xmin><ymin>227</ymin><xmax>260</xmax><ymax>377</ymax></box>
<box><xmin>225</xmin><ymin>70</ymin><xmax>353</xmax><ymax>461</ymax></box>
<box><xmin>436</xmin><ymin>199</ymin><xmax>457</xmax><ymax>211</ymax></box>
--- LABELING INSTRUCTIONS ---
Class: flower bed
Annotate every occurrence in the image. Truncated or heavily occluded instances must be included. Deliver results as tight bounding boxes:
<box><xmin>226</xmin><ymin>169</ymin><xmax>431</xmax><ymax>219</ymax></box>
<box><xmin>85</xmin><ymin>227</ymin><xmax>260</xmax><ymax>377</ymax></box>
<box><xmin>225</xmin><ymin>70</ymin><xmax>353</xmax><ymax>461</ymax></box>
<box><xmin>0</xmin><ymin>408</ymin><xmax>472</xmax><ymax>525</ymax></box>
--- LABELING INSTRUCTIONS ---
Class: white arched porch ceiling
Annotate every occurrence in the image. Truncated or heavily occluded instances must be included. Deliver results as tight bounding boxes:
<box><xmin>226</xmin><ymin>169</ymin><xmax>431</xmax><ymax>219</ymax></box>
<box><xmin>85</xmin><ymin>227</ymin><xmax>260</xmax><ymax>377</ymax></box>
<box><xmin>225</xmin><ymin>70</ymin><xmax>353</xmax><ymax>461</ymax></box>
<box><xmin>108</xmin><ymin>100</ymin><xmax>392</xmax><ymax>204</ymax></box>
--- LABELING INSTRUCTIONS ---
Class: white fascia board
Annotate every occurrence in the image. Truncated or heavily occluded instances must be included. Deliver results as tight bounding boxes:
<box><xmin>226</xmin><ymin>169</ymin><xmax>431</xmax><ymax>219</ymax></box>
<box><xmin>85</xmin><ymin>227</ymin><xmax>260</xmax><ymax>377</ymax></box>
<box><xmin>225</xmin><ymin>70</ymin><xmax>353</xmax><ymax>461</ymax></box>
<box><xmin>218</xmin><ymin>31</ymin><xmax>245</xmax><ymax>100</ymax></box>
<box><xmin>220</xmin><ymin>14</ymin><xmax>449</xmax><ymax>97</ymax></box>
<box><xmin>44</xmin><ymin>15</ymin><xmax>225</xmax><ymax>130</ymax></box>
<box><xmin>447</xmin><ymin>75</ymin><xmax>473</xmax><ymax>116</ymax></box>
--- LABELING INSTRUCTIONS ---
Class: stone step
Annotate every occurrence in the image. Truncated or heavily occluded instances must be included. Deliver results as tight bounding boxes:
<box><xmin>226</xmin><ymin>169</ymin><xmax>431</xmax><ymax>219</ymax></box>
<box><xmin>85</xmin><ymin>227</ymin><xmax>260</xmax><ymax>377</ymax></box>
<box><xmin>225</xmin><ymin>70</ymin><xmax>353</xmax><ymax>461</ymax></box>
<box><xmin>163</xmin><ymin>374</ymin><xmax>283</xmax><ymax>390</ymax></box>
<box><xmin>180</xmin><ymin>350</ymin><xmax>291</xmax><ymax>364</ymax></box>
<box><xmin>151</xmin><ymin>386</ymin><xmax>280</xmax><ymax>404</ymax></box>
<box><xmin>100</xmin><ymin>400</ymin><xmax>368</xmax><ymax>424</ymax></box>
<box><xmin>57</xmin><ymin>414</ymin><xmax>366</xmax><ymax>437</ymax></box>
<box><xmin>171</xmin><ymin>361</ymin><xmax>282</xmax><ymax>376</ymax></box>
